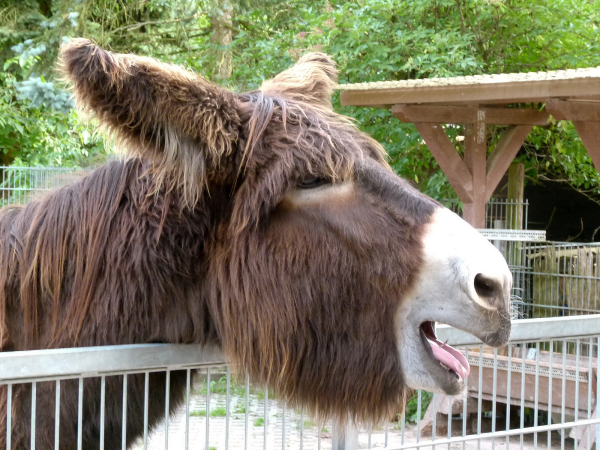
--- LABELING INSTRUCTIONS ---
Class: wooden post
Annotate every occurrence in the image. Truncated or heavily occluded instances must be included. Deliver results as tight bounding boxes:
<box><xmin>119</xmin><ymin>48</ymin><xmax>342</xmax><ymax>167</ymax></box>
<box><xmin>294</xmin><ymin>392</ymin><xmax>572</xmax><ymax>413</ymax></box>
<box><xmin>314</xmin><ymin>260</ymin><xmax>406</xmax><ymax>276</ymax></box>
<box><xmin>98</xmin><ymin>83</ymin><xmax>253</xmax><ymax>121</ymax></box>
<box><xmin>462</xmin><ymin>113</ymin><xmax>487</xmax><ymax>228</ymax></box>
<box><xmin>507</xmin><ymin>163</ymin><xmax>525</xmax><ymax>230</ymax></box>
<box><xmin>573</xmin><ymin>121</ymin><xmax>600</xmax><ymax>173</ymax></box>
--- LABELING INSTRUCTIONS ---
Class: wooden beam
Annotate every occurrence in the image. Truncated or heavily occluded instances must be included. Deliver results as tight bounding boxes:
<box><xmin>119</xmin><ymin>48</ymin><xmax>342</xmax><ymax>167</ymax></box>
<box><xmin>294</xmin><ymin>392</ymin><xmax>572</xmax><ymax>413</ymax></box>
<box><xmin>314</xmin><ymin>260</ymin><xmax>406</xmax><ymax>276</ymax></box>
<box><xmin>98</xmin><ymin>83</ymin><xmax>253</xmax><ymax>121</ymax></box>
<box><xmin>546</xmin><ymin>99</ymin><xmax>600</xmax><ymax>122</ymax></box>
<box><xmin>463</xmin><ymin>122</ymin><xmax>487</xmax><ymax>228</ymax></box>
<box><xmin>341</xmin><ymin>77</ymin><xmax>600</xmax><ymax>107</ymax></box>
<box><xmin>573</xmin><ymin>121</ymin><xmax>600</xmax><ymax>173</ymax></box>
<box><xmin>392</xmin><ymin>105</ymin><xmax>549</xmax><ymax>125</ymax></box>
<box><xmin>507</xmin><ymin>163</ymin><xmax>525</xmax><ymax>230</ymax></box>
<box><xmin>485</xmin><ymin>125</ymin><xmax>533</xmax><ymax>201</ymax></box>
<box><xmin>414</xmin><ymin>123</ymin><xmax>473</xmax><ymax>202</ymax></box>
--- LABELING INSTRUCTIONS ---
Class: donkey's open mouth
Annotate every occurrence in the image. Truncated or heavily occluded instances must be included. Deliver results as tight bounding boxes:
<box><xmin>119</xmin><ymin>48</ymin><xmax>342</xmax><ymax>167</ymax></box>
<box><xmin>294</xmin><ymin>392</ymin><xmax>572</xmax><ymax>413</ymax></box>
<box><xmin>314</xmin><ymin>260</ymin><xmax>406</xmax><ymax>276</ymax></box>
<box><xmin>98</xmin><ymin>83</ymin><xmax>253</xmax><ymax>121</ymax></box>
<box><xmin>419</xmin><ymin>321</ymin><xmax>470</xmax><ymax>380</ymax></box>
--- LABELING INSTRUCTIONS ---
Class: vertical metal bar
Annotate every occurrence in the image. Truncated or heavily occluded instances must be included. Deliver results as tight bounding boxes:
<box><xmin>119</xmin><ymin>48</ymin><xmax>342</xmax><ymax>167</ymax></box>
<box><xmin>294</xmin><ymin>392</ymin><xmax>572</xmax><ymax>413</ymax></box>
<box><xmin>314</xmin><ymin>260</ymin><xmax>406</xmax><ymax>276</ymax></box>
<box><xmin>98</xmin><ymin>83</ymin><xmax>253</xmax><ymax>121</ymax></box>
<box><xmin>400</xmin><ymin>407</ymin><xmax>406</xmax><ymax>446</ymax></box>
<box><xmin>317</xmin><ymin>412</ymin><xmax>321</xmax><ymax>450</ymax></box>
<box><xmin>206</xmin><ymin>368</ymin><xmax>211</xmax><ymax>450</ymax></box>
<box><xmin>416</xmin><ymin>390</ymin><xmax>422</xmax><ymax>443</ymax></box>
<box><xmin>432</xmin><ymin>392</ymin><xmax>437</xmax><ymax>445</ymax></box>
<box><xmin>165</xmin><ymin>370</ymin><xmax>170</xmax><ymax>450</ymax></box>
<box><xmin>561</xmin><ymin>341</ymin><xmax>567</xmax><ymax>449</ymax></box>
<box><xmin>300</xmin><ymin>407</ymin><xmax>304</xmax><ymax>450</ymax></box>
<box><xmin>505</xmin><ymin>345</ymin><xmax>512</xmax><ymax>449</ymax></box>
<box><xmin>477</xmin><ymin>347</ymin><xmax>483</xmax><ymax>450</ymax></box>
<box><xmin>31</xmin><ymin>382</ymin><xmax>36</xmax><ymax>450</ymax></box>
<box><xmin>332</xmin><ymin>422</ymin><xmax>337</xmax><ymax>450</ymax></box>
<box><xmin>447</xmin><ymin>393</ymin><xmax>452</xmax><ymax>450</ymax></box>
<box><xmin>520</xmin><ymin>344</ymin><xmax>526</xmax><ymax>449</ymax></box>
<box><xmin>185</xmin><ymin>369</ymin><xmax>191</xmax><ymax>450</ymax></box>
<box><xmin>54</xmin><ymin>380</ymin><xmax>60</xmax><ymax>450</ymax></box>
<box><xmin>226</xmin><ymin>368</ymin><xmax>230</xmax><ymax>450</ymax></box>
<box><xmin>6</xmin><ymin>384</ymin><xmax>11</xmax><ymax>450</ymax></box>
<box><xmin>587</xmin><ymin>342</ymin><xmax>593</xmax><ymax>449</ymax></box>
<box><xmin>282</xmin><ymin>403</ymin><xmax>286</xmax><ymax>450</ymax></box>
<box><xmin>534</xmin><ymin>342</ymin><xmax>540</xmax><ymax>449</ymax></box>
<box><xmin>143</xmin><ymin>372</ymin><xmax>149</xmax><ymax>450</ymax></box>
<box><xmin>263</xmin><ymin>386</ymin><xmax>268</xmax><ymax>450</ymax></box>
<box><xmin>367</xmin><ymin>424</ymin><xmax>372</xmax><ymax>449</ymax></box>
<box><xmin>100</xmin><ymin>376</ymin><xmax>106</xmax><ymax>450</ymax></box>
<box><xmin>548</xmin><ymin>342</ymin><xmax>554</xmax><ymax>449</ymax></box>
<box><xmin>384</xmin><ymin>418</ymin><xmax>389</xmax><ymax>449</ymax></box>
<box><xmin>462</xmin><ymin>347</ymin><xmax>467</xmax><ymax>450</ymax></box>
<box><xmin>245</xmin><ymin>373</ymin><xmax>250</xmax><ymax>450</ymax></box>
<box><xmin>491</xmin><ymin>348</ymin><xmax>498</xmax><ymax>450</ymax></box>
<box><xmin>596</xmin><ymin>338</ymin><xmax>600</xmax><ymax>447</ymax></box>
<box><xmin>575</xmin><ymin>339</ymin><xmax>581</xmax><ymax>450</ymax></box>
<box><xmin>122</xmin><ymin>375</ymin><xmax>128</xmax><ymax>450</ymax></box>
<box><xmin>77</xmin><ymin>378</ymin><xmax>83</xmax><ymax>450</ymax></box>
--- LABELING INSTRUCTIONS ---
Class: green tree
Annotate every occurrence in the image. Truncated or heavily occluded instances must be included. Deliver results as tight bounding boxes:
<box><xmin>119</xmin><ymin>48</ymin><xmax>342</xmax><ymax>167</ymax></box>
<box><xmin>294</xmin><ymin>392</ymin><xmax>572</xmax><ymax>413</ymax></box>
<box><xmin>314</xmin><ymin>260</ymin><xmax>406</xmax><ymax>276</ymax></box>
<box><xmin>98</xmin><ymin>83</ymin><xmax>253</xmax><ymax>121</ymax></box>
<box><xmin>0</xmin><ymin>0</ymin><xmax>598</xmax><ymax>203</ymax></box>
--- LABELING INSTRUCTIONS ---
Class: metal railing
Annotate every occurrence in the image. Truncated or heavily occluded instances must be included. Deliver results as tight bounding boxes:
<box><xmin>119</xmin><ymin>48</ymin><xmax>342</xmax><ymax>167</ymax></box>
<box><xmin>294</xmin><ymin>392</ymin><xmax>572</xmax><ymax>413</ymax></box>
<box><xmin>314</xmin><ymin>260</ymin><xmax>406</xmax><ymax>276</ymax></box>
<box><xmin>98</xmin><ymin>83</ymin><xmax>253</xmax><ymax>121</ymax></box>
<box><xmin>448</xmin><ymin>199</ymin><xmax>530</xmax><ymax>230</ymax></box>
<box><xmin>2</xmin><ymin>316</ymin><xmax>599</xmax><ymax>449</ymax></box>
<box><xmin>0</xmin><ymin>166</ymin><xmax>89</xmax><ymax>207</ymax></box>
<box><xmin>510</xmin><ymin>242</ymin><xmax>600</xmax><ymax>319</ymax></box>
<box><xmin>0</xmin><ymin>167</ymin><xmax>529</xmax><ymax>233</ymax></box>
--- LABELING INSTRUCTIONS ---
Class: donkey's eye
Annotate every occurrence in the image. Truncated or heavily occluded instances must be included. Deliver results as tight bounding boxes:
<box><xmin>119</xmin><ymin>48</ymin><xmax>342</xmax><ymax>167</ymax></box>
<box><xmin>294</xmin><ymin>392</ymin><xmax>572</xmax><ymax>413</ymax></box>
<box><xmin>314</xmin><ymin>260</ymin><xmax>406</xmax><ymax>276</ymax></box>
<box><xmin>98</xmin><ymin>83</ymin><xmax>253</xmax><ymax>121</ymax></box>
<box><xmin>298</xmin><ymin>177</ymin><xmax>330</xmax><ymax>189</ymax></box>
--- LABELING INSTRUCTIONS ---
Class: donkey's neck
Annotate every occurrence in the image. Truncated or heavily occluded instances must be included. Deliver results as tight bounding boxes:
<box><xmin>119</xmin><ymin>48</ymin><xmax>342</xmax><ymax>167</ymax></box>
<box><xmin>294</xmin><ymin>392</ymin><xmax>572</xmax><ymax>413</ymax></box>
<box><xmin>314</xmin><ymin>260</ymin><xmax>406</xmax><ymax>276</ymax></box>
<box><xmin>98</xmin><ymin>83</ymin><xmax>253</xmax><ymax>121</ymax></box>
<box><xmin>1</xmin><ymin>158</ymin><xmax>227</xmax><ymax>350</ymax></box>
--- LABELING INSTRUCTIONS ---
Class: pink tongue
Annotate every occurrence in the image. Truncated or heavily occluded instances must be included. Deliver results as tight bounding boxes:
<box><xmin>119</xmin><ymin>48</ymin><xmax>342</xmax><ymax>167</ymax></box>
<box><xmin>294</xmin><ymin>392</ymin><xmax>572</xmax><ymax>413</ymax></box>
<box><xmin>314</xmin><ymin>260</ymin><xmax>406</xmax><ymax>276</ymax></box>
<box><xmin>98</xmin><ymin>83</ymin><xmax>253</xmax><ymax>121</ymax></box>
<box><xmin>427</xmin><ymin>337</ymin><xmax>470</xmax><ymax>379</ymax></box>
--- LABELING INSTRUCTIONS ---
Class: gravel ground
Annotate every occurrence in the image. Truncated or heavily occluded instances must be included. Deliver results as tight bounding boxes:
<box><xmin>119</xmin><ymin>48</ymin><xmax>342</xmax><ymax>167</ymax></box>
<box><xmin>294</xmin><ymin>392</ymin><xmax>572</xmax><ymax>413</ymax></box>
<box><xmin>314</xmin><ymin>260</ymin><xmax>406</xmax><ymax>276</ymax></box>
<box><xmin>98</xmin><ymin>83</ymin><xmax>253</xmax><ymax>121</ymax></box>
<box><xmin>130</xmin><ymin>387</ymin><xmax>577</xmax><ymax>450</ymax></box>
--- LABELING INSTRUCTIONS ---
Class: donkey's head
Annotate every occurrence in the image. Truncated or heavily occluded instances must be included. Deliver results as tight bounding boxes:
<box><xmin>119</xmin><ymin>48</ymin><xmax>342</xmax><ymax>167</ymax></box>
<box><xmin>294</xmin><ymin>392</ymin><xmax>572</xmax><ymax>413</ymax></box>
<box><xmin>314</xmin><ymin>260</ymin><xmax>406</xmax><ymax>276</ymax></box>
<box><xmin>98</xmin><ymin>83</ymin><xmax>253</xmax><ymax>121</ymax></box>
<box><xmin>61</xmin><ymin>40</ymin><xmax>511</xmax><ymax>422</ymax></box>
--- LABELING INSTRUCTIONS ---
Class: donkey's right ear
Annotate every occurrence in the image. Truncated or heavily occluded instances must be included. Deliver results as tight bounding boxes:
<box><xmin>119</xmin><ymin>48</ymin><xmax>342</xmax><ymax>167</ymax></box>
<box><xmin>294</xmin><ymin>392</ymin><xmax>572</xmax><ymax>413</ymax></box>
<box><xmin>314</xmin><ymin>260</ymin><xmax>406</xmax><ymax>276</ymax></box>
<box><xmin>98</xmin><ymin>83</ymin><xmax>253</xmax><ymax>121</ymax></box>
<box><xmin>60</xmin><ymin>39</ymin><xmax>241</xmax><ymax>203</ymax></box>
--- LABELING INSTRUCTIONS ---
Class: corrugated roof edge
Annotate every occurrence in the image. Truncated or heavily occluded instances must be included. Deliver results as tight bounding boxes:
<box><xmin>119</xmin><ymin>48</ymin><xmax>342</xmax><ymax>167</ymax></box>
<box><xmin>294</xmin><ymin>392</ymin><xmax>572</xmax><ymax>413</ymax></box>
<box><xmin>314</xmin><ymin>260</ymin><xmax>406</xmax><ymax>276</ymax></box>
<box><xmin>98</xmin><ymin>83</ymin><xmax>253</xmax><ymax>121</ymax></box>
<box><xmin>336</xmin><ymin>66</ymin><xmax>600</xmax><ymax>91</ymax></box>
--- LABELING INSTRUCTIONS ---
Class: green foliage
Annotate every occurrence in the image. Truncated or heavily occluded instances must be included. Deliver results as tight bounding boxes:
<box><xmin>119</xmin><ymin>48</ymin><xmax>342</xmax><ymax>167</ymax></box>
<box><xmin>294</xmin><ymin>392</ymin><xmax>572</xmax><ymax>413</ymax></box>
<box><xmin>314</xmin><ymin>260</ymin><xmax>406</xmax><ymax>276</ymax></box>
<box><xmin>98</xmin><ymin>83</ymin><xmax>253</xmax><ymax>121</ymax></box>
<box><xmin>0</xmin><ymin>0</ymin><xmax>598</xmax><ymax>201</ymax></box>
<box><xmin>209</xmin><ymin>406</ymin><xmax>227</xmax><ymax>417</ymax></box>
<box><xmin>296</xmin><ymin>419</ymin><xmax>316</xmax><ymax>429</ymax></box>
<box><xmin>190</xmin><ymin>405</ymin><xmax>227</xmax><ymax>417</ymax></box>
<box><xmin>0</xmin><ymin>53</ymin><xmax>105</xmax><ymax>167</ymax></box>
<box><xmin>253</xmin><ymin>417</ymin><xmax>264</xmax><ymax>427</ymax></box>
<box><xmin>398</xmin><ymin>391</ymin><xmax>433</xmax><ymax>425</ymax></box>
<box><xmin>197</xmin><ymin>375</ymin><xmax>248</xmax><ymax>397</ymax></box>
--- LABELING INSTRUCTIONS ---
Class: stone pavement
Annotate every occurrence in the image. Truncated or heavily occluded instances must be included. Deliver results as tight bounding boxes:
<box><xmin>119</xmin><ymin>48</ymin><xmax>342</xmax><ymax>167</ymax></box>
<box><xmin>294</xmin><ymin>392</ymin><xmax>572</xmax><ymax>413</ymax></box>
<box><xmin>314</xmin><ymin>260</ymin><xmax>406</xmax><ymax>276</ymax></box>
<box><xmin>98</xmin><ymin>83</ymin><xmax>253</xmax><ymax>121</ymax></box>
<box><xmin>131</xmin><ymin>380</ymin><xmax>575</xmax><ymax>450</ymax></box>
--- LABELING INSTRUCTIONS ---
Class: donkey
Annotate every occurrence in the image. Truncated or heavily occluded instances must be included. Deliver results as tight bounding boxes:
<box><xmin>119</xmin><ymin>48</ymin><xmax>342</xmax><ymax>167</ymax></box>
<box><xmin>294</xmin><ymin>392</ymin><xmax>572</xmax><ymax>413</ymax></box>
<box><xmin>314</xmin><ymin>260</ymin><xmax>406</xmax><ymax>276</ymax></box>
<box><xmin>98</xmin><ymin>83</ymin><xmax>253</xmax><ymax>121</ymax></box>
<box><xmin>0</xmin><ymin>39</ymin><xmax>512</xmax><ymax>449</ymax></box>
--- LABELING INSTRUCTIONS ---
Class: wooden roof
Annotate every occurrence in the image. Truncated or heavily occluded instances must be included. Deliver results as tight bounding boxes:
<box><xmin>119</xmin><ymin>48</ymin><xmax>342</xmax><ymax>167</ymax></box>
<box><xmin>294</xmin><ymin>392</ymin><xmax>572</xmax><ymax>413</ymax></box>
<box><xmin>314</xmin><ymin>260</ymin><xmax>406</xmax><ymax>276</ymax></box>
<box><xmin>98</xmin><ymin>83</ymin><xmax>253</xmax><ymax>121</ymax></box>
<box><xmin>338</xmin><ymin>66</ymin><xmax>600</xmax><ymax>107</ymax></box>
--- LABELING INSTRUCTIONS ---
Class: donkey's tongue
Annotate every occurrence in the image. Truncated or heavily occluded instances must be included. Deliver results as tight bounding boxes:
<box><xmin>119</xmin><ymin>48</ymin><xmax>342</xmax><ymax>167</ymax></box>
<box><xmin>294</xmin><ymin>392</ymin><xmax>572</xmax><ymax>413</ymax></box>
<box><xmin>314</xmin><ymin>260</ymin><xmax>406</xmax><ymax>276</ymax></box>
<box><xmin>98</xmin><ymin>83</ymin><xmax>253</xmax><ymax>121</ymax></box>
<box><xmin>427</xmin><ymin>337</ymin><xmax>470</xmax><ymax>379</ymax></box>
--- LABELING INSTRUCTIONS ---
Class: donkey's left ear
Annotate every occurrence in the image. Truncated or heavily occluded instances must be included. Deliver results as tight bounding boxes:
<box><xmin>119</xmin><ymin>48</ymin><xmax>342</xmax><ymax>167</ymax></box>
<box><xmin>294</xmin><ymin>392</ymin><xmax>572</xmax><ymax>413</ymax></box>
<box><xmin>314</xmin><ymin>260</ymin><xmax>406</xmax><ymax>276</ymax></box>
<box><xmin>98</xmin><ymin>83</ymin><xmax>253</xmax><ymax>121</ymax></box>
<box><xmin>259</xmin><ymin>52</ymin><xmax>338</xmax><ymax>108</ymax></box>
<box><xmin>60</xmin><ymin>39</ymin><xmax>241</xmax><ymax>203</ymax></box>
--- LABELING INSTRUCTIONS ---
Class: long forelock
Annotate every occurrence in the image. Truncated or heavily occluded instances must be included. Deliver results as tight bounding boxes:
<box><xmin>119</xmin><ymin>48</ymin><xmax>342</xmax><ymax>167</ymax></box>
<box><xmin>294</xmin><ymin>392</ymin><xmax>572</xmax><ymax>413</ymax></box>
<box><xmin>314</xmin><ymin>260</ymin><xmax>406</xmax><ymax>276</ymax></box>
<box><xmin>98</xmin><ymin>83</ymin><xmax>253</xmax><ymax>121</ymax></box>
<box><xmin>239</xmin><ymin>91</ymin><xmax>388</xmax><ymax>183</ymax></box>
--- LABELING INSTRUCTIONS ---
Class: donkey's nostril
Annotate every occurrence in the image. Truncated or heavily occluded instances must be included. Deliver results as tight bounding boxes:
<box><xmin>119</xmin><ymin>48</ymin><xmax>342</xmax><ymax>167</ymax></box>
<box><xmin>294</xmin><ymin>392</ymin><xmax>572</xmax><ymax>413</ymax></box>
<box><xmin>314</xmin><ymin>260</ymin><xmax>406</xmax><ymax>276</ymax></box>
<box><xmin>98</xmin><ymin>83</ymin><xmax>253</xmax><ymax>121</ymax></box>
<box><xmin>474</xmin><ymin>273</ymin><xmax>504</xmax><ymax>304</ymax></box>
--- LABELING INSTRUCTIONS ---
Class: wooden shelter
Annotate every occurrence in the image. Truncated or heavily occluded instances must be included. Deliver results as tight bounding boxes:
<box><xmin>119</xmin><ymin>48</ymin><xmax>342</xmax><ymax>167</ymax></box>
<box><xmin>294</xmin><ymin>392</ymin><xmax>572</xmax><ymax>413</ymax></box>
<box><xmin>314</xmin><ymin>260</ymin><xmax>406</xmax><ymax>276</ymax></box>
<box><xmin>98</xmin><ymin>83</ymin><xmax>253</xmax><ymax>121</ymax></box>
<box><xmin>339</xmin><ymin>67</ymin><xmax>600</xmax><ymax>227</ymax></box>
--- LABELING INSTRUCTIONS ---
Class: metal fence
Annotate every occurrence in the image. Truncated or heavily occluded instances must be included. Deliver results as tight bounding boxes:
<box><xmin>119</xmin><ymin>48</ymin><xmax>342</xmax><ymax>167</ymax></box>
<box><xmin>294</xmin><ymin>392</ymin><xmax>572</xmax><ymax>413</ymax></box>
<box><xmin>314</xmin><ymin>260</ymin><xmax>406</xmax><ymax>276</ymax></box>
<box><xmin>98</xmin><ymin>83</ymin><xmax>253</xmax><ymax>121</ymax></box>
<box><xmin>1</xmin><ymin>316</ymin><xmax>599</xmax><ymax>450</ymax></box>
<box><xmin>509</xmin><ymin>242</ymin><xmax>600</xmax><ymax>319</ymax></box>
<box><xmin>0</xmin><ymin>166</ymin><xmax>88</xmax><ymax>206</ymax></box>
<box><xmin>0</xmin><ymin>166</ymin><xmax>528</xmax><ymax>232</ymax></box>
<box><xmin>448</xmin><ymin>199</ymin><xmax>529</xmax><ymax>231</ymax></box>
<box><xmin>1</xmin><ymin>166</ymin><xmax>597</xmax><ymax>449</ymax></box>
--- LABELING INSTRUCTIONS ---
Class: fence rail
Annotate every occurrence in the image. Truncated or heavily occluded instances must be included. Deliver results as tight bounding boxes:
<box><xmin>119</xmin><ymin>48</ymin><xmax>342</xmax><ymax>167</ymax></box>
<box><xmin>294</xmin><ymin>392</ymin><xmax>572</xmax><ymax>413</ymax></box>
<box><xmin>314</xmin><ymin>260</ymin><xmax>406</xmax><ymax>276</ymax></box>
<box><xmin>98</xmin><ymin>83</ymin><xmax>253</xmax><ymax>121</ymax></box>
<box><xmin>2</xmin><ymin>316</ymin><xmax>600</xmax><ymax>450</ymax></box>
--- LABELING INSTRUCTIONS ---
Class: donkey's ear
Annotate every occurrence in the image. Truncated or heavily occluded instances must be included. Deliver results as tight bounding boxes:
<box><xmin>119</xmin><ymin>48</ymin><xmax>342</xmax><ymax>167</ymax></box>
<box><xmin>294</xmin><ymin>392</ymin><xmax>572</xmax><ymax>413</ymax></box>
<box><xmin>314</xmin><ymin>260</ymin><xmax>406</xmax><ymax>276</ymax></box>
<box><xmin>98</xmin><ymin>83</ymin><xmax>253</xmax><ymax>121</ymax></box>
<box><xmin>259</xmin><ymin>52</ymin><xmax>338</xmax><ymax>108</ymax></box>
<box><xmin>60</xmin><ymin>39</ymin><xmax>240</xmax><ymax>204</ymax></box>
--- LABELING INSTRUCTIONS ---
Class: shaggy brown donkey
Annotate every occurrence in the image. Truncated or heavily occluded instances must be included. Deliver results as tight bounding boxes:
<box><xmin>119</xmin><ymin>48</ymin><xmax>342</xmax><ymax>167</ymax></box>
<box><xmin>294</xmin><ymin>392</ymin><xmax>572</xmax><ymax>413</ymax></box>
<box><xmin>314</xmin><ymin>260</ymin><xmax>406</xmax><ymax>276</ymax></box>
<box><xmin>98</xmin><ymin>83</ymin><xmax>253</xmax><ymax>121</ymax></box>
<box><xmin>0</xmin><ymin>39</ymin><xmax>512</xmax><ymax>449</ymax></box>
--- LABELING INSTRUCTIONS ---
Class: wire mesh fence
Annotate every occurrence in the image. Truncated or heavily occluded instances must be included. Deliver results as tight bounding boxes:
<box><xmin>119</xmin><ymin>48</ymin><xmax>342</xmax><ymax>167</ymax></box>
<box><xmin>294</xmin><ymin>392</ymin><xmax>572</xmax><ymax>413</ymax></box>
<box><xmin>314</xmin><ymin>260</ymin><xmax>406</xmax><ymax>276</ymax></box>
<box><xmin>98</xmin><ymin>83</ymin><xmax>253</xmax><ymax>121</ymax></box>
<box><xmin>0</xmin><ymin>166</ymin><xmax>89</xmax><ymax>207</ymax></box>
<box><xmin>509</xmin><ymin>242</ymin><xmax>600</xmax><ymax>320</ymax></box>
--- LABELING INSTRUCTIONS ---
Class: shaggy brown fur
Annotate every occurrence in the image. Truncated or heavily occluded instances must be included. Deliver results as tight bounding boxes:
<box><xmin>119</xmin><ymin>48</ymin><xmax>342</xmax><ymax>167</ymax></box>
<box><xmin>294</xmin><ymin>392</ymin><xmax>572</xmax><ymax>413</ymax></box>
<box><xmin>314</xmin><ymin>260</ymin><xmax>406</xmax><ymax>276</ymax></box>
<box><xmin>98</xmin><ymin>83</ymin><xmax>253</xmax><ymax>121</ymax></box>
<box><xmin>0</xmin><ymin>39</ymin><xmax>441</xmax><ymax>449</ymax></box>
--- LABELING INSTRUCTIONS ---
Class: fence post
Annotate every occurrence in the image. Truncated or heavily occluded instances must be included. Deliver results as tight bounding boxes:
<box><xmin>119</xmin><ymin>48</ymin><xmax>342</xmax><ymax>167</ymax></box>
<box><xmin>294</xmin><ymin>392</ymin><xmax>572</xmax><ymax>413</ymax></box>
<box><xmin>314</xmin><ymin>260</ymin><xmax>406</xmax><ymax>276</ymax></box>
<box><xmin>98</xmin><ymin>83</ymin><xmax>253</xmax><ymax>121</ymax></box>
<box><xmin>333</xmin><ymin>418</ymin><xmax>359</xmax><ymax>450</ymax></box>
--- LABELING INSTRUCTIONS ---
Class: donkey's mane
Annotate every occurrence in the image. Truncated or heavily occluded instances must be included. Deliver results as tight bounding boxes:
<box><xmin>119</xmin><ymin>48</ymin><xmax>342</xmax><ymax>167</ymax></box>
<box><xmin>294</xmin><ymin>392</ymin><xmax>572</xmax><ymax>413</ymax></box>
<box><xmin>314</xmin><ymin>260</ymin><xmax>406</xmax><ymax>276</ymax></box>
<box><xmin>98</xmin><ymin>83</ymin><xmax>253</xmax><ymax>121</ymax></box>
<box><xmin>0</xmin><ymin>44</ymin><xmax>421</xmax><ymax>446</ymax></box>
